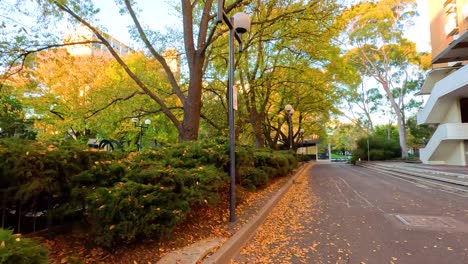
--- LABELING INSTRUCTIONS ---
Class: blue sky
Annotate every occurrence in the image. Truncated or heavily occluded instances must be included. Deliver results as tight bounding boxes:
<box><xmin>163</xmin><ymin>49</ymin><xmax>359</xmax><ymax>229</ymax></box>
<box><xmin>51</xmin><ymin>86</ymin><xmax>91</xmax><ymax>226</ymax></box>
<box><xmin>93</xmin><ymin>0</ymin><xmax>179</xmax><ymax>48</ymax></box>
<box><xmin>92</xmin><ymin>0</ymin><xmax>430</xmax><ymax>52</ymax></box>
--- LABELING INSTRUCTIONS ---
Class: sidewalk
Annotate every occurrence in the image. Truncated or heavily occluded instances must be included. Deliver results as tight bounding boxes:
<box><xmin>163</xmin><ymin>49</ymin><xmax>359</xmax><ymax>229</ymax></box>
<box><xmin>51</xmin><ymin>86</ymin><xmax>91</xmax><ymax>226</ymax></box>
<box><xmin>366</xmin><ymin>161</ymin><xmax>468</xmax><ymax>183</ymax></box>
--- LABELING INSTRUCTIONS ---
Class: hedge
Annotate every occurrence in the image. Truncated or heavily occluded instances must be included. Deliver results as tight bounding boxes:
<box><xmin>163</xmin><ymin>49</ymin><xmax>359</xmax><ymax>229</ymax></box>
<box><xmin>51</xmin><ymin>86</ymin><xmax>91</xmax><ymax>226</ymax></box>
<box><xmin>0</xmin><ymin>138</ymin><xmax>298</xmax><ymax>248</ymax></box>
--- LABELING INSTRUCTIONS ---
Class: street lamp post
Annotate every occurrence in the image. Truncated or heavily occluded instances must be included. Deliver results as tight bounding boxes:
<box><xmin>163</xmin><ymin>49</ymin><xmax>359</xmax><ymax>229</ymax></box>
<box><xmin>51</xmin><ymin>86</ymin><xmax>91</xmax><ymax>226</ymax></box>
<box><xmin>218</xmin><ymin>0</ymin><xmax>251</xmax><ymax>223</ymax></box>
<box><xmin>299</xmin><ymin>128</ymin><xmax>304</xmax><ymax>155</ymax></box>
<box><xmin>132</xmin><ymin>118</ymin><xmax>151</xmax><ymax>152</ymax></box>
<box><xmin>284</xmin><ymin>104</ymin><xmax>295</xmax><ymax>150</ymax></box>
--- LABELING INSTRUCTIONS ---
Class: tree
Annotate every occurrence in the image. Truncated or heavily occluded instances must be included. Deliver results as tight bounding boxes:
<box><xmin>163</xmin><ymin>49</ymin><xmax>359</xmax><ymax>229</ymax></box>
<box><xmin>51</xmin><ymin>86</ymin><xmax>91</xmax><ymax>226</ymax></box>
<box><xmin>329</xmin><ymin>121</ymin><xmax>366</xmax><ymax>155</ymax></box>
<box><xmin>1</xmin><ymin>0</ymin><xmax>251</xmax><ymax>141</ymax></box>
<box><xmin>0</xmin><ymin>89</ymin><xmax>35</xmax><ymax>139</ymax></box>
<box><xmin>170</xmin><ymin>0</ymin><xmax>344</xmax><ymax>148</ymax></box>
<box><xmin>406</xmin><ymin>115</ymin><xmax>435</xmax><ymax>153</ymax></box>
<box><xmin>339</xmin><ymin>0</ymin><xmax>424</xmax><ymax>158</ymax></box>
<box><xmin>236</xmin><ymin>0</ymin><xmax>342</xmax><ymax>148</ymax></box>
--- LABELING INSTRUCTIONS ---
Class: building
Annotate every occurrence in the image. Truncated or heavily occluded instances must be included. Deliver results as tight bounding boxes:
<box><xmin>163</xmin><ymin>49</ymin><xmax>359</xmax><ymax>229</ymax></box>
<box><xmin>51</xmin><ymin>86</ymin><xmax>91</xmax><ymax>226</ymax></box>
<box><xmin>64</xmin><ymin>25</ymin><xmax>133</xmax><ymax>57</ymax></box>
<box><xmin>417</xmin><ymin>0</ymin><xmax>468</xmax><ymax>165</ymax></box>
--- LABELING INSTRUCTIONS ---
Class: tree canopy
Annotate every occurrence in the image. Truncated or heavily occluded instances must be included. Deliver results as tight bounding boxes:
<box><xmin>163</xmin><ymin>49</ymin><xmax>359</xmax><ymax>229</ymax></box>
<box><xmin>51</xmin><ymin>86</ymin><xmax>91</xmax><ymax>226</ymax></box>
<box><xmin>337</xmin><ymin>0</ymin><xmax>427</xmax><ymax>158</ymax></box>
<box><xmin>1</xmin><ymin>0</ymin><xmax>347</xmax><ymax>147</ymax></box>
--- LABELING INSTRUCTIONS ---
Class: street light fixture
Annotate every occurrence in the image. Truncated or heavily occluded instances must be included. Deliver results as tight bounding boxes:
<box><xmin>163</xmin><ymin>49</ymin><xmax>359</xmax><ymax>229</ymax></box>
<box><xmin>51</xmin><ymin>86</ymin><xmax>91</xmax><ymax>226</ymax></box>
<box><xmin>284</xmin><ymin>104</ymin><xmax>295</xmax><ymax>150</ymax></box>
<box><xmin>132</xmin><ymin>118</ymin><xmax>151</xmax><ymax>152</ymax></box>
<box><xmin>218</xmin><ymin>0</ymin><xmax>251</xmax><ymax>223</ymax></box>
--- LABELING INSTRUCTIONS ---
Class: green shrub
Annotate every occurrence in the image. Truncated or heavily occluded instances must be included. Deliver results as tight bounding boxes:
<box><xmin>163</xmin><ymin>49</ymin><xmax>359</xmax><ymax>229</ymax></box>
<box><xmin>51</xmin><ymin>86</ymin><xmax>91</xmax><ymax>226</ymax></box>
<box><xmin>85</xmin><ymin>163</ymin><xmax>226</xmax><ymax>248</ymax></box>
<box><xmin>0</xmin><ymin>229</ymin><xmax>48</xmax><ymax>264</ymax></box>
<box><xmin>239</xmin><ymin>167</ymin><xmax>268</xmax><ymax>191</ymax></box>
<box><xmin>0</xmin><ymin>138</ymin><xmax>299</xmax><ymax>249</ymax></box>
<box><xmin>134</xmin><ymin>140</ymin><xmax>229</xmax><ymax>169</ymax></box>
<box><xmin>352</xmin><ymin>135</ymin><xmax>401</xmax><ymax>162</ymax></box>
<box><xmin>0</xmin><ymin>139</ymin><xmax>122</xmax><ymax>226</ymax></box>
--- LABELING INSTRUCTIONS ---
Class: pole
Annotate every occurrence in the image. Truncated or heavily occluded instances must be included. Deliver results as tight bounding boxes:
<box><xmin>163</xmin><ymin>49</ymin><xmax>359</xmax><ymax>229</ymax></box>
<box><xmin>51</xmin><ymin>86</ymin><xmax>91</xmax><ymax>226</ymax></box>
<box><xmin>228</xmin><ymin>19</ymin><xmax>236</xmax><ymax>222</ymax></box>
<box><xmin>288</xmin><ymin>114</ymin><xmax>293</xmax><ymax>150</ymax></box>
<box><xmin>138</xmin><ymin>126</ymin><xmax>143</xmax><ymax>152</ymax></box>
<box><xmin>367</xmin><ymin>137</ymin><xmax>370</xmax><ymax>161</ymax></box>
<box><xmin>301</xmin><ymin>134</ymin><xmax>304</xmax><ymax>155</ymax></box>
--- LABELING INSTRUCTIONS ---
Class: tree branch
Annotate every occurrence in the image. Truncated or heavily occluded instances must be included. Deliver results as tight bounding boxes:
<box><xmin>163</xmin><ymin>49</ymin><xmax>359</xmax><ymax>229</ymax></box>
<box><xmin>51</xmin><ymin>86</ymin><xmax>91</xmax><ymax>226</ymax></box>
<box><xmin>123</xmin><ymin>0</ymin><xmax>186</xmax><ymax>103</ymax></box>
<box><xmin>51</xmin><ymin>0</ymin><xmax>182</xmax><ymax>130</ymax></box>
<box><xmin>86</xmin><ymin>90</ymin><xmax>145</xmax><ymax>119</ymax></box>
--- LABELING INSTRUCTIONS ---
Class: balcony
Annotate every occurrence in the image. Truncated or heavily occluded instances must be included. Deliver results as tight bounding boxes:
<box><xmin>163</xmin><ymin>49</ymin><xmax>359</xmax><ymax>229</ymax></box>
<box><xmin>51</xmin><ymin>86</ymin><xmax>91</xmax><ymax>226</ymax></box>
<box><xmin>417</xmin><ymin>65</ymin><xmax>468</xmax><ymax>125</ymax></box>
<box><xmin>419</xmin><ymin>123</ymin><xmax>468</xmax><ymax>165</ymax></box>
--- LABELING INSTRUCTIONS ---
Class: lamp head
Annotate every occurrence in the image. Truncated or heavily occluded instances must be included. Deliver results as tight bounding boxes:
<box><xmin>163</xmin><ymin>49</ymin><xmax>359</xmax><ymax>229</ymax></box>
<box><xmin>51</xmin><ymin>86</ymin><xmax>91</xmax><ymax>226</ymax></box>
<box><xmin>131</xmin><ymin>118</ymin><xmax>138</xmax><ymax>123</ymax></box>
<box><xmin>233</xmin><ymin>12</ymin><xmax>251</xmax><ymax>34</ymax></box>
<box><xmin>144</xmin><ymin>119</ymin><xmax>151</xmax><ymax>125</ymax></box>
<box><xmin>284</xmin><ymin>104</ymin><xmax>293</xmax><ymax>112</ymax></box>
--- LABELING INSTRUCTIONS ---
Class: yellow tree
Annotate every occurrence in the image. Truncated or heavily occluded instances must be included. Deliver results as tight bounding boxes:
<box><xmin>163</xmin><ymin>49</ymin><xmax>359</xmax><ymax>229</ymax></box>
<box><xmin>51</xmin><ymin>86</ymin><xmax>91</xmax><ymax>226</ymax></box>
<box><xmin>12</xmin><ymin>49</ymin><xmax>176</xmax><ymax>143</ymax></box>
<box><xmin>2</xmin><ymin>0</ymin><xmax>252</xmax><ymax>141</ymax></box>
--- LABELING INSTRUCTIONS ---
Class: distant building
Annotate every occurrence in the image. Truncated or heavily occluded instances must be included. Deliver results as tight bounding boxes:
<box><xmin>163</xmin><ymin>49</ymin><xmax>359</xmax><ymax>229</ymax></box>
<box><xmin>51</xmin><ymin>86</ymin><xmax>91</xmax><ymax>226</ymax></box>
<box><xmin>417</xmin><ymin>0</ymin><xmax>468</xmax><ymax>165</ymax></box>
<box><xmin>162</xmin><ymin>47</ymin><xmax>181</xmax><ymax>76</ymax></box>
<box><xmin>64</xmin><ymin>25</ymin><xmax>133</xmax><ymax>57</ymax></box>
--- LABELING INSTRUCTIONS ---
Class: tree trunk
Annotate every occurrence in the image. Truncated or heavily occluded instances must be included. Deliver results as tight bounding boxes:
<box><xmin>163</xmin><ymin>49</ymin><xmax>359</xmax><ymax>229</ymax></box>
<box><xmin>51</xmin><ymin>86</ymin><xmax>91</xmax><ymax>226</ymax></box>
<box><xmin>396</xmin><ymin>110</ymin><xmax>408</xmax><ymax>158</ymax></box>
<box><xmin>250</xmin><ymin>110</ymin><xmax>265</xmax><ymax>148</ymax></box>
<box><xmin>384</xmin><ymin>83</ymin><xmax>408</xmax><ymax>158</ymax></box>
<box><xmin>179</xmin><ymin>56</ymin><xmax>203</xmax><ymax>141</ymax></box>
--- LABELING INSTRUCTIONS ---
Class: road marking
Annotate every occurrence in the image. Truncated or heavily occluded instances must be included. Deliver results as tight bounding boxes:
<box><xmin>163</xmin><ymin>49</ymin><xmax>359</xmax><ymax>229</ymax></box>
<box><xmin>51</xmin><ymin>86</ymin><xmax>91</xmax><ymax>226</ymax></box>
<box><xmin>336</xmin><ymin>175</ymin><xmax>386</xmax><ymax>213</ymax></box>
<box><xmin>333</xmin><ymin>179</ymin><xmax>351</xmax><ymax>208</ymax></box>
<box><xmin>389</xmin><ymin>214</ymin><xmax>468</xmax><ymax>232</ymax></box>
<box><xmin>395</xmin><ymin>214</ymin><xmax>411</xmax><ymax>225</ymax></box>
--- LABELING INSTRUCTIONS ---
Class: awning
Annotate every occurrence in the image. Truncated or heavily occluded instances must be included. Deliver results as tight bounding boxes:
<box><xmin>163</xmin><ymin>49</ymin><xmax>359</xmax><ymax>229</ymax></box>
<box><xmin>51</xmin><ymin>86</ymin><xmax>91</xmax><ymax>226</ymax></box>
<box><xmin>432</xmin><ymin>31</ymin><xmax>468</xmax><ymax>64</ymax></box>
<box><xmin>419</xmin><ymin>67</ymin><xmax>460</xmax><ymax>95</ymax></box>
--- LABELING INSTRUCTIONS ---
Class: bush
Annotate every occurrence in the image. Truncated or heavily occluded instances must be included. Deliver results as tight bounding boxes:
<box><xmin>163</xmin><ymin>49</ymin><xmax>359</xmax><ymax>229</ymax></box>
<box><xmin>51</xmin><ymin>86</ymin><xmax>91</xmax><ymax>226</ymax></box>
<box><xmin>236</xmin><ymin>148</ymin><xmax>296</xmax><ymax>189</ymax></box>
<box><xmin>352</xmin><ymin>136</ymin><xmax>401</xmax><ymax>162</ymax></box>
<box><xmin>84</xmin><ymin>163</ymin><xmax>226</xmax><ymax>248</ymax></box>
<box><xmin>134</xmin><ymin>140</ymin><xmax>229</xmax><ymax>169</ymax></box>
<box><xmin>239</xmin><ymin>167</ymin><xmax>268</xmax><ymax>191</ymax></box>
<box><xmin>0</xmin><ymin>138</ymin><xmax>299</xmax><ymax>248</ymax></box>
<box><xmin>0</xmin><ymin>228</ymin><xmax>48</xmax><ymax>264</ymax></box>
<box><xmin>0</xmin><ymin>139</ymin><xmax>122</xmax><ymax>228</ymax></box>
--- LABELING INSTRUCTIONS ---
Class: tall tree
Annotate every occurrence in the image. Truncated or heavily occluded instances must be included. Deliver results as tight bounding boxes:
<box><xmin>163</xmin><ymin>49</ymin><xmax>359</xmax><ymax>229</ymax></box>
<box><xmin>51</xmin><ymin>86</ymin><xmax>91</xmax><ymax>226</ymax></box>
<box><xmin>340</xmin><ymin>0</ymin><xmax>423</xmax><ymax>158</ymax></box>
<box><xmin>1</xmin><ymin>0</ymin><xmax>250</xmax><ymax>141</ymax></box>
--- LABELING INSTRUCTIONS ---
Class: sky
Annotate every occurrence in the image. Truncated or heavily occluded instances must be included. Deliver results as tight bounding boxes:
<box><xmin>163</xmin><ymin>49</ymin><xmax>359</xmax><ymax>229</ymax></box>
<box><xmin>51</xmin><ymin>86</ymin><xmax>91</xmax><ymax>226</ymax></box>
<box><xmin>93</xmin><ymin>0</ymin><xmax>431</xmax><ymax>52</ymax></box>
<box><xmin>408</xmin><ymin>0</ymin><xmax>431</xmax><ymax>52</ymax></box>
<box><xmin>93</xmin><ymin>0</ymin><xmax>180</xmax><ymax>49</ymax></box>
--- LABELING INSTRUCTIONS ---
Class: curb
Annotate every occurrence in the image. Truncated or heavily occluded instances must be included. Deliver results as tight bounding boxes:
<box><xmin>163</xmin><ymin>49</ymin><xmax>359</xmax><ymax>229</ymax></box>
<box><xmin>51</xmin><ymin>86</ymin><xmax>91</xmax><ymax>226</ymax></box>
<box><xmin>157</xmin><ymin>238</ymin><xmax>223</xmax><ymax>264</ymax></box>
<box><xmin>203</xmin><ymin>163</ymin><xmax>311</xmax><ymax>263</ymax></box>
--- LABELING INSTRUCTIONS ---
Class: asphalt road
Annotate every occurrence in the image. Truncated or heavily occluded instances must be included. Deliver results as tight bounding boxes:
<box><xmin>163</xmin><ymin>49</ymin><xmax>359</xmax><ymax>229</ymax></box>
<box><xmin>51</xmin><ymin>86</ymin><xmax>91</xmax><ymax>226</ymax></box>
<box><xmin>234</xmin><ymin>163</ymin><xmax>468</xmax><ymax>264</ymax></box>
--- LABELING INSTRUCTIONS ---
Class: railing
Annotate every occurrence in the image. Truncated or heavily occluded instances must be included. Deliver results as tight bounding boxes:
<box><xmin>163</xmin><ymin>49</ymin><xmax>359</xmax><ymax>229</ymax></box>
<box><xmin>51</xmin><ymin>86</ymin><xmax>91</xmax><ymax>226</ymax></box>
<box><xmin>0</xmin><ymin>187</ymin><xmax>83</xmax><ymax>237</ymax></box>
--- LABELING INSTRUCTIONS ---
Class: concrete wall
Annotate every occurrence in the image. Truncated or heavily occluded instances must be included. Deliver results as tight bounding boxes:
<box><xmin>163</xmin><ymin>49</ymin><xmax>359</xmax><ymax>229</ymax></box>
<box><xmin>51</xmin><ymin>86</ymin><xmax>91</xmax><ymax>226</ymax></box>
<box><xmin>441</xmin><ymin>99</ymin><xmax>461</xmax><ymax>123</ymax></box>
<box><xmin>429</xmin><ymin>0</ymin><xmax>468</xmax><ymax>61</ymax></box>
<box><xmin>430</xmin><ymin>140</ymin><xmax>466</xmax><ymax>165</ymax></box>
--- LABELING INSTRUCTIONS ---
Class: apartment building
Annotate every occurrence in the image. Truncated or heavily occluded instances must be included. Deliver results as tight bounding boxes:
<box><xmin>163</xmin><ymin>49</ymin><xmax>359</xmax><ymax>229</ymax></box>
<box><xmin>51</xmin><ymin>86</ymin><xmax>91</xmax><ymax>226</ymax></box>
<box><xmin>64</xmin><ymin>25</ymin><xmax>133</xmax><ymax>57</ymax></box>
<box><xmin>417</xmin><ymin>0</ymin><xmax>468</xmax><ymax>165</ymax></box>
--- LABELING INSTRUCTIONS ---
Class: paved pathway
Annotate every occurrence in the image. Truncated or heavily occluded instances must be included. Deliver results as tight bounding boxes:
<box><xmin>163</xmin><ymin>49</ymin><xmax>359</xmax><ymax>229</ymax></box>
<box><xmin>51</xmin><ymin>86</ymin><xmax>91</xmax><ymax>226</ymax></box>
<box><xmin>233</xmin><ymin>163</ymin><xmax>468</xmax><ymax>263</ymax></box>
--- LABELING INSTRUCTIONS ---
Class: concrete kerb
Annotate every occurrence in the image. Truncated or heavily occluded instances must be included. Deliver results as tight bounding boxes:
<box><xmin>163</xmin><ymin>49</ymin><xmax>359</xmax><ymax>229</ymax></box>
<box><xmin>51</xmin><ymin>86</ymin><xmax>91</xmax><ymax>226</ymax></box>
<box><xmin>203</xmin><ymin>162</ymin><xmax>311</xmax><ymax>264</ymax></box>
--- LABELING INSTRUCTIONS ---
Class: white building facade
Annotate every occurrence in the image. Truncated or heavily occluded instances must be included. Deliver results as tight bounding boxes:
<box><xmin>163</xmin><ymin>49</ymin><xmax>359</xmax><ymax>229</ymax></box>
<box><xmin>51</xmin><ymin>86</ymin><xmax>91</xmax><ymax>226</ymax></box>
<box><xmin>417</xmin><ymin>0</ymin><xmax>468</xmax><ymax>165</ymax></box>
